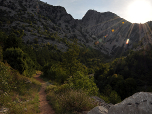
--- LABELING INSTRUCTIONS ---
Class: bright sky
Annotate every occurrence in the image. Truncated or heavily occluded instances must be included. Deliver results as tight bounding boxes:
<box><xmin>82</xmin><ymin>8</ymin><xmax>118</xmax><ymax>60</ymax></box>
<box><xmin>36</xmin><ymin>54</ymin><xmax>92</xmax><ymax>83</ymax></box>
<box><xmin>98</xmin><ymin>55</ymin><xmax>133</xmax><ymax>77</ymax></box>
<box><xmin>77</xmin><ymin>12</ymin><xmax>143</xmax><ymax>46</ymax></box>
<box><xmin>41</xmin><ymin>0</ymin><xmax>152</xmax><ymax>23</ymax></box>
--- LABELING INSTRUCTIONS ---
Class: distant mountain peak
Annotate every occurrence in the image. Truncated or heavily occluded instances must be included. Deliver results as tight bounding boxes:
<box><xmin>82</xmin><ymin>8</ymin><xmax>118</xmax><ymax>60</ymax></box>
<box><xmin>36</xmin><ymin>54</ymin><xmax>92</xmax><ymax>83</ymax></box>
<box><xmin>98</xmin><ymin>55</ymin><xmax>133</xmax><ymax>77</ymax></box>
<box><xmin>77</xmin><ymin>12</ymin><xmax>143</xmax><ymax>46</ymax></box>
<box><xmin>0</xmin><ymin>0</ymin><xmax>151</xmax><ymax>56</ymax></box>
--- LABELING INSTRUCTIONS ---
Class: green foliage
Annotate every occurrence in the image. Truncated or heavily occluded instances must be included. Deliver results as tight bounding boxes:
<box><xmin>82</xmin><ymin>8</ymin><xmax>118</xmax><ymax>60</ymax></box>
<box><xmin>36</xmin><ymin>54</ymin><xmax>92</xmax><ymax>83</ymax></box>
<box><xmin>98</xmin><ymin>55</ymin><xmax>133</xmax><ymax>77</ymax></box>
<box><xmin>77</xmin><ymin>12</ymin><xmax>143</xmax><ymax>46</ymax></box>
<box><xmin>0</xmin><ymin>31</ymin><xmax>7</xmax><ymax>46</ymax></box>
<box><xmin>125</xmin><ymin>78</ymin><xmax>137</xmax><ymax>97</ymax></box>
<box><xmin>0</xmin><ymin>46</ymin><xmax>3</xmax><ymax>61</ymax></box>
<box><xmin>0</xmin><ymin>61</ymin><xmax>41</xmax><ymax>113</ymax></box>
<box><xmin>95</xmin><ymin>48</ymin><xmax>152</xmax><ymax>101</ymax></box>
<box><xmin>67</xmin><ymin>71</ymin><xmax>99</xmax><ymax>96</ymax></box>
<box><xmin>42</xmin><ymin>63</ymin><xmax>68</xmax><ymax>84</ymax></box>
<box><xmin>46</xmin><ymin>86</ymin><xmax>97</xmax><ymax>114</ymax></box>
<box><xmin>109</xmin><ymin>90</ymin><xmax>121</xmax><ymax>104</ymax></box>
<box><xmin>3</xmin><ymin>48</ymin><xmax>35</xmax><ymax>77</ymax></box>
<box><xmin>21</xmin><ymin>45</ymin><xmax>41</xmax><ymax>70</ymax></box>
<box><xmin>5</xmin><ymin>33</ymin><xmax>22</xmax><ymax>49</ymax></box>
<box><xmin>0</xmin><ymin>62</ymin><xmax>12</xmax><ymax>93</ymax></box>
<box><xmin>0</xmin><ymin>62</ymin><xmax>35</xmax><ymax>94</ymax></box>
<box><xmin>103</xmin><ymin>85</ymin><xmax>112</xmax><ymax>96</ymax></box>
<box><xmin>62</xmin><ymin>40</ymin><xmax>81</xmax><ymax>76</ymax></box>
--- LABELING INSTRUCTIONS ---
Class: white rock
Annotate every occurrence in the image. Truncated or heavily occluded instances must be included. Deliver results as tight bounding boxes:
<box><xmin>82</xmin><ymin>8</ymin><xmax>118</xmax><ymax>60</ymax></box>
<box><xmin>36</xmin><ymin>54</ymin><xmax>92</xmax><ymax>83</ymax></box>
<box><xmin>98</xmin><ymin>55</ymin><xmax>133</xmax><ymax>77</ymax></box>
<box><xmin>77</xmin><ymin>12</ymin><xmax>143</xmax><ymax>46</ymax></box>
<box><xmin>0</xmin><ymin>107</ymin><xmax>9</xmax><ymax>113</ymax></box>
<box><xmin>87</xmin><ymin>106</ymin><xmax>108</xmax><ymax>114</ymax></box>
<box><xmin>108</xmin><ymin>92</ymin><xmax>152</xmax><ymax>114</ymax></box>
<box><xmin>24</xmin><ymin>108</ymin><xmax>27</xmax><ymax>111</ymax></box>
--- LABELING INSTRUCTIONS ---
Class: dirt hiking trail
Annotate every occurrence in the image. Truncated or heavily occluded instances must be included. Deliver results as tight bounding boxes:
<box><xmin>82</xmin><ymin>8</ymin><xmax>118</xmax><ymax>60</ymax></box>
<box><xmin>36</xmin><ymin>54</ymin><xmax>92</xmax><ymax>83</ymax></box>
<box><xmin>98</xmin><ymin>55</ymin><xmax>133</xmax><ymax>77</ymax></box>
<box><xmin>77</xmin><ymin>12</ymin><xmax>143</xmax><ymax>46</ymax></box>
<box><xmin>34</xmin><ymin>73</ymin><xmax>55</xmax><ymax>114</ymax></box>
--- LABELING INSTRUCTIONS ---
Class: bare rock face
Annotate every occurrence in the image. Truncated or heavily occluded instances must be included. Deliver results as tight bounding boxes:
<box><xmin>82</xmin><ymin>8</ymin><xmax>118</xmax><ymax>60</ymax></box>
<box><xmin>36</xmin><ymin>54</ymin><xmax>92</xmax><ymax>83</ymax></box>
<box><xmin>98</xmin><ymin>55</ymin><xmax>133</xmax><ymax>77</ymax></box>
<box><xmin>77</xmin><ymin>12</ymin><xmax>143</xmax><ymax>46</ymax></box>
<box><xmin>87</xmin><ymin>106</ymin><xmax>108</xmax><ymax>114</ymax></box>
<box><xmin>108</xmin><ymin>92</ymin><xmax>152</xmax><ymax>114</ymax></box>
<box><xmin>0</xmin><ymin>0</ymin><xmax>152</xmax><ymax>56</ymax></box>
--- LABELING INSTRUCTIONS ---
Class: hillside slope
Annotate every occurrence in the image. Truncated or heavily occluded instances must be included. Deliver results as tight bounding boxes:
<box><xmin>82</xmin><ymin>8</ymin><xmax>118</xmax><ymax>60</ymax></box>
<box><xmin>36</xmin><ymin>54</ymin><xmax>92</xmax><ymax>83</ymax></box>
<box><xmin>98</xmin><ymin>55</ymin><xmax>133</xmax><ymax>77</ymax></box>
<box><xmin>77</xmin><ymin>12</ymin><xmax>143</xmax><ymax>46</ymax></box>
<box><xmin>0</xmin><ymin>0</ymin><xmax>152</xmax><ymax>56</ymax></box>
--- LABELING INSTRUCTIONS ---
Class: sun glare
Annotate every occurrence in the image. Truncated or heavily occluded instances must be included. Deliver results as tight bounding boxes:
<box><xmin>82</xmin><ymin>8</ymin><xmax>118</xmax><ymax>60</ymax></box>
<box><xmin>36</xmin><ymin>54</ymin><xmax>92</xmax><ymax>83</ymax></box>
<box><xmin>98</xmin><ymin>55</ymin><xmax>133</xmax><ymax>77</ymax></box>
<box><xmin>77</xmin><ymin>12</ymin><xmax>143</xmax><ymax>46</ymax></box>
<box><xmin>127</xmin><ymin>0</ymin><xmax>152</xmax><ymax>23</ymax></box>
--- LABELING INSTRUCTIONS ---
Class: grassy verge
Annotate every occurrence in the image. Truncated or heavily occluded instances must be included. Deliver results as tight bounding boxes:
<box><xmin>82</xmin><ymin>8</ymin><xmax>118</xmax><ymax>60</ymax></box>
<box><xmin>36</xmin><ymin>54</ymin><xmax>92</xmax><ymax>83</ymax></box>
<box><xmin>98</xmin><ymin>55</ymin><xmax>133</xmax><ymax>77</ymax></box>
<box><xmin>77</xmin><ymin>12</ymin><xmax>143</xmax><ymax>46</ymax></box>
<box><xmin>0</xmin><ymin>62</ymin><xmax>41</xmax><ymax>114</ymax></box>
<box><xmin>3</xmin><ymin>88</ymin><xmax>40</xmax><ymax>114</ymax></box>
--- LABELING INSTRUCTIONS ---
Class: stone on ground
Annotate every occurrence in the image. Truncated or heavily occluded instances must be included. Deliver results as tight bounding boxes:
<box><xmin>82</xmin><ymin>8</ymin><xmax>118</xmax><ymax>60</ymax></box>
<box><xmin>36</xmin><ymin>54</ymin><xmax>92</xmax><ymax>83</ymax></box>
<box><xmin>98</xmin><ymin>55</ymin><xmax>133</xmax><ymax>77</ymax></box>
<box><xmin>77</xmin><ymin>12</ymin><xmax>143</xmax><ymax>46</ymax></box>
<box><xmin>87</xmin><ymin>106</ymin><xmax>108</xmax><ymax>114</ymax></box>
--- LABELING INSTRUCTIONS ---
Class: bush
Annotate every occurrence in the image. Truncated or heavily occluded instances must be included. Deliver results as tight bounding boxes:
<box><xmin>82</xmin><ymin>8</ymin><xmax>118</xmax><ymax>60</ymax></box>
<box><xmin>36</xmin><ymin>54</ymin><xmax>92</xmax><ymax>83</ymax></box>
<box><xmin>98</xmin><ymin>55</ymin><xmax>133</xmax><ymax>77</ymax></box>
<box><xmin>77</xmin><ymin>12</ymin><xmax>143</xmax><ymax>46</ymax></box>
<box><xmin>3</xmin><ymin>48</ymin><xmax>35</xmax><ymax>77</ymax></box>
<box><xmin>0</xmin><ymin>61</ymin><xmax>42</xmax><ymax>113</ymax></box>
<box><xmin>46</xmin><ymin>89</ymin><xmax>96</xmax><ymax>114</ymax></box>
<box><xmin>5</xmin><ymin>33</ymin><xmax>22</xmax><ymax>49</ymax></box>
<box><xmin>67</xmin><ymin>71</ymin><xmax>99</xmax><ymax>96</ymax></box>
<box><xmin>42</xmin><ymin>63</ymin><xmax>68</xmax><ymax>84</ymax></box>
<box><xmin>0</xmin><ymin>62</ymin><xmax>31</xmax><ymax>95</ymax></box>
<box><xmin>0</xmin><ymin>62</ymin><xmax>12</xmax><ymax>93</ymax></box>
<box><xmin>109</xmin><ymin>90</ymin><xmax>121</xmax><ymax>104</ymax></box>
<box><xmin>45</xmin><ymin>85</ymin><xmax>57</xmax><ymax>93</ymax></box>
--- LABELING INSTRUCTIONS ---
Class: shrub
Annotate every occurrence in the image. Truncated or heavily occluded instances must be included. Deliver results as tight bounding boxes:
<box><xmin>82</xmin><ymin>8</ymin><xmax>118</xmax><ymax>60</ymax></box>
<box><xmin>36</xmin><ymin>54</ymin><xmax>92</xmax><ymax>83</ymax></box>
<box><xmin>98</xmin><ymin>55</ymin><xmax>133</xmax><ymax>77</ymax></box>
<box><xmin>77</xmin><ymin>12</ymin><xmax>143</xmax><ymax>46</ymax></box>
<box><xmin>3</xmin><ymin>48</ymin><xmax>35</xmax><ymax>77</ymax></box>
<box><xmin>46</xmin><ymin>89</ymin><xmax>96</xmax><ymax>114</ymax></box>
<box><xmin>5</xmin><ymin>33</ymin><xmax>22</xmax><ymax>49</ymax></box>
<box><xmin>42</xmin><ymin>63</ymin><xmax>68</xmax><ymax>84</ymax></box>
<box><xmin>0</xmin><ymin>62</ymin><xmax>30</xmax><ymax>95</ymax></box>
<box><xmin>0</xmin><ymin>62</ymin><xmax>12</xmax><ymax>93</ymax></box>
<box><xmin>109</xmin><ymin>90</ymin><xmax>121</xmax><ymax>104</ymax></box>
<box><xmin>67</xmin><ymin>71</ymin><xmax>99</xmax><ymax>96</ymax></box>
<box><xmin>0</xmin><ymin>61</ymin><xmax>41</xmax><ymax>113</ymax></box>
<box><xmin>45</xmin><ymin>85</ymin><xmax>57</xmax><ymax>93</ymax></box>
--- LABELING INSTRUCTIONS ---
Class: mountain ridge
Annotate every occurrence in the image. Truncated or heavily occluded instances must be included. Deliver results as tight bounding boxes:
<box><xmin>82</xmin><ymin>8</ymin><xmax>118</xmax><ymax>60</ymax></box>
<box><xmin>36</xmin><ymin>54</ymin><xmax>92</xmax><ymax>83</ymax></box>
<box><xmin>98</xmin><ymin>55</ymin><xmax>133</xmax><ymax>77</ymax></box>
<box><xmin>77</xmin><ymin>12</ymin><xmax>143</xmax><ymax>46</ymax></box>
<box><xmin>0</xmin><ymin>0</ymin><xmax>152</xmax><ymax>57</ymax></box>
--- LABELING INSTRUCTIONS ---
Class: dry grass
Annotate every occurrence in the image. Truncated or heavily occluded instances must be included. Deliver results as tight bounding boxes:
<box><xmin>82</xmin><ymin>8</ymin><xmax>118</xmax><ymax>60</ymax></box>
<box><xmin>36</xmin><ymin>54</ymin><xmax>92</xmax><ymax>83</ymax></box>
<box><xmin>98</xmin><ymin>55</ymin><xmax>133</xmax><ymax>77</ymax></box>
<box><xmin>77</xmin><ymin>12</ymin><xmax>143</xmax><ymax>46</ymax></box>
<box><xmin>0</xmin><ymin>62</ymin><xmax>42</xmax><ymax>114</ymax></box>
<box><xmin>46</xmin><ymin>85</ymin><xmax>97</xmax><ymax>114</ymax></box>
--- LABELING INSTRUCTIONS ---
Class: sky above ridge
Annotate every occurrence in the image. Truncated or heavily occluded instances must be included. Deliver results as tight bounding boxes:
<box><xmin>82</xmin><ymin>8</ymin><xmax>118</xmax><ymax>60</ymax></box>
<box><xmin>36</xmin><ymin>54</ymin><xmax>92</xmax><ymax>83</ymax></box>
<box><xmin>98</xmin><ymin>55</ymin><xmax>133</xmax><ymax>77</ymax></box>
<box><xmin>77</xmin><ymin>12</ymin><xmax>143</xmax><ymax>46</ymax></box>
<box><xmin>41</xmin><ymin>0</ymin><xmax>152</xmax><ymax>23</ymax></box>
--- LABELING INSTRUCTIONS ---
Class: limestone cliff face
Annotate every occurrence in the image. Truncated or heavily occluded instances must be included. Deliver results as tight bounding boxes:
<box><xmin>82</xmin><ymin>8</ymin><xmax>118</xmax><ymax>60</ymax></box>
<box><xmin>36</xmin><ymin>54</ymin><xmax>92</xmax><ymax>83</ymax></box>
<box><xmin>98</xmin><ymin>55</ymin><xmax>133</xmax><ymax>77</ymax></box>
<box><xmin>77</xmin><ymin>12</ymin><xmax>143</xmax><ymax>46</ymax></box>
<box><xmin>81</xmin><ymin>10</ymin><xmax>148</xmax><ymax>55</ymax></box>
<box><xmin>0</xmin><ymin>0</ymin><xmax>152</xmax><ymax>56</ymax></box>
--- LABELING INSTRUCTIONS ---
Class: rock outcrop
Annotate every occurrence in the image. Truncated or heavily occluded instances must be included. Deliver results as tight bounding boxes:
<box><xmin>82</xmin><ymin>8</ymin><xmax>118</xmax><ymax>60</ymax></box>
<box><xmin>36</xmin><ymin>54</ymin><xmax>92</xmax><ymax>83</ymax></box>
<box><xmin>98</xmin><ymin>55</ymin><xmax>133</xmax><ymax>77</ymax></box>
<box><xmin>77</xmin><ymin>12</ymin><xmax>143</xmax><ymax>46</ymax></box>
<box><xmin>108</xmin><ymin>92</ymin><xmax>152</xmax><ymax>114</ymax></box>
<box><xmin>87</xmin><ymin>96</ymin><xmax>113</xmax><ymax>114</ymax></box>
<box><xmin>91</xmin><ymin>96</ymin><xmax>113</xmax><ymax>109</ymax></box>
<box><xmin>87</xmin><ymin>106</ymin><xmax>108</xmax><ymax>114</ymax></box>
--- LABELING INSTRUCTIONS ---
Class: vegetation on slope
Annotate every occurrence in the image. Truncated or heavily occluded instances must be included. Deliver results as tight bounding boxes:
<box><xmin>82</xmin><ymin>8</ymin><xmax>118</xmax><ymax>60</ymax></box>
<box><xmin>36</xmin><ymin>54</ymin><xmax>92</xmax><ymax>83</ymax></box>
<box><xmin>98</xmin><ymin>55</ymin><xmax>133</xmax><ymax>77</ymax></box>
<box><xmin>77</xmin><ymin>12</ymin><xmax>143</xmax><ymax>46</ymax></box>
<box><xmin>94</xmin><ymin>45</ymin><xmax>152</xmax><ymax>100</ymax></box>
<box><xmin>0</xmin><ymin>61</ymin><xmax>41</xmax><ymax>113</ymax></box>
<box><xmin>0</xmin><ymin>29</ymin><xmax>107</xmax><ymax>113</ymax></box>
<box><xmin>1</xmin><ymin>3</ymin><xmax>152</xmax><ymax>112</ymax></box>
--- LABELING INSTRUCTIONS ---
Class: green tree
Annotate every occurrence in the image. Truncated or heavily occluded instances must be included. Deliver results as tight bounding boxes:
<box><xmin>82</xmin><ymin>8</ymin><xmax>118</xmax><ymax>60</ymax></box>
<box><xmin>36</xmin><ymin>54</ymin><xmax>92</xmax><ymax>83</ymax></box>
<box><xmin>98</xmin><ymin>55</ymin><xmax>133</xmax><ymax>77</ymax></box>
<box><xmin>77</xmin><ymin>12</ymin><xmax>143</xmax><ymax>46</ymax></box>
<box><xmin>5</xmin><ymin>33</ymin><xmax>22</xmax><ymax>49</ymax></box>
<box><xmin>67</xmin><ymin>71</ymin><xmax>99</xmax><ymax>95</ymax></box>
<box><xmin>62</xmin><ymin>40</ymin><xmax>80</xmax><ymax>76</ymax></box>
<box><xmin>125</xmin><ymin>78</ymin><xmax>137</xmax><ymax>97</ymax></box>
<box><xmin>3</xmin><ymin>48</ymin><xmax>35</xmax><ymax>77</ymax></box>
<box><xmin>109</xmin><ymin>90</ymin><xmax>121</xmax><ymax>104</ymax></box>
<box><xmin>103</xmin><ymin>84</ymin><xmax>112</xmax><ymax>96</ymax></box>
<box><xmin>0</xmin><ymin>31</ymin><xmax>7</xmax><ymax>47</ymax></box>
<box><xmin>115</xmin><ymin>80</ymin><xmax>126</xmax><ymax>99</ymax></box>
<box><xmin>44</xmin><ymin>63</ymin><xmax>68</xmax><ymax>84</ymax></box>
<box><xmin>4</xmin><ymin>48</ymin><xmax>26</xmax><ymax>73</ymax></box>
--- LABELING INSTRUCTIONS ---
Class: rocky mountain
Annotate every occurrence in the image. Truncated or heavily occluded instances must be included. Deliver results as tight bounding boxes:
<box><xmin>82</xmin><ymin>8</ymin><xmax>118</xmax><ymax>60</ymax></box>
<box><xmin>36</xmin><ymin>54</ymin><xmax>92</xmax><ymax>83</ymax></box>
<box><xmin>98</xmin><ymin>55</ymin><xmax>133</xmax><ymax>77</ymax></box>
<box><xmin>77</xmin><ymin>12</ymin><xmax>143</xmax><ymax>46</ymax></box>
<box><xmin>1</xmin><ymin>0</ymin><xmax>152</xmax><ymax>56</ymax></box>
